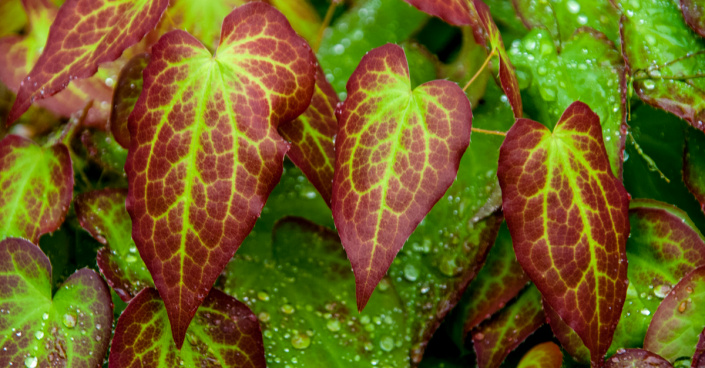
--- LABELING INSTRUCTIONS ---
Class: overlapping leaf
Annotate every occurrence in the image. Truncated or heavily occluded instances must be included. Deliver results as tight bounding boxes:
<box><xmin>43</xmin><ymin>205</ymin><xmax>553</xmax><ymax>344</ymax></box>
<box><xmin>0</xmin><ymin>135</ymin><xmax>73</xmax><ymax>243</ymax></box>
<box><xmin>109</xmin><ymin>288</ymin><xmax>265</xmax><ymax>368</ymax></box>
<box><xmin>79</xmin><ymin>129</ymin><xmax>128</xmax><ymax>174</ymax></box>
<box><xmin>6</xmin><ymin>0</ymin><xmax>169</xmax><ymax>124</ymax></box>
<box><xmin>619</xmin><ymin>0</ymin><xmax>705</xmax><ymax>131</ymax></box>
<box><xmin>471</xmin><ymin>285</ymin><xmax>546</xmax><ymax>368</ymax></box>
<box><xmin>268</xmin><ymin>0</ymin><xmax>321</xmax><ymax>45</ymax></box>
<box><xmin>0</xmin><ymin>237</ymin><xmax>112</xmax><ymax>368</ymax></box>
<box><xmin>543</xmin><ymin>300</ymin><xmax>591</xmax><ymax>362</ymax></box>
<box><xmin>682</xmin><ymin>0</ymin><xmax>705</xmax><ymax>38</ymax></box>
<box><xmin>74</xmin><ymin>189</ymin><xmax>153</xmax><ymax>301</ymax></box>
<box><xmin>110</xmin><ymin>53</ymin><xmax>149</xmax><ymax>149</ymax></box>
<box><xmin>645</xmin><ymin>265</ymin><xmax>705</xmax><ymax>363</ymax></box>
<box><xmin>604</xmin><ymin>349</ymin><xmax>674</xmax><ymax>368</ymax></box>
<box><xmin>685</xmin><ymin>129</ymin><xmax>705</xmax><ymax>214</ymax></box>
<box><xmin>497</xmin><ymin>102</ymin><xmax>630</xmax><ymax>364</ymax></box>
<box><xmin>694</xmin><ymin>328</ymin><xmax>705</xmax><ymax>368</ymax></box>
<box><xmin>125</xmin><ymin>2</ymin><xmax>316</xmax><ymax>347</ymax></box>
<box><xmin>278</xmin><ymin>67</ymin><xmax>338</xmax><ymax>205</ymax></box>
<box><xmin>332</xmin><ymin>43</ymin><xmax>471</xmax><ymax>311</ymax></box>
<box><xmin>517</xmin><ymin>342</ymin><xmax>563</xmax><ymax>368</ymax></box>
<box><xmin>167</xmin><ymin>0</ymin><xmax>245</xmax><ymax>51</ymax></box>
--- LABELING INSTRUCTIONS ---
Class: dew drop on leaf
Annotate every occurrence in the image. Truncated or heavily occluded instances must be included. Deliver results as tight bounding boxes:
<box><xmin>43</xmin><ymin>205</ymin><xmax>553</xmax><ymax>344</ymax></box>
<box><xmin>291</xmin><ymin>333</ymin><xmax>311</xmax><ymax>349</ymax></box>
<box><xmin>62</xmin><ymin>313</ymin><xmax>77</xmax><ymax>328</ymax></box>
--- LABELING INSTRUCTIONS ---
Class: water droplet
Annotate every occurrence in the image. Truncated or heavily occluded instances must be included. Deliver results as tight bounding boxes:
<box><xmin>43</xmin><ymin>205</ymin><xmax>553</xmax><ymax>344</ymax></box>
<box><xmin>640</xmin><ymin>308</ymin><xmax>651</xmax><ymax>316</ymax></box>
<box><xmin>654</xmin><ymin>284</ymin><xmax>671</xmax><ymax>298</ymax></box>
<box><xmin>678</xmin><ymin>300</ymin><xmax>688</xmax><ymax>313</ymax></box>
<box><xmin>686</xmin><ymin>286</ymin><xmax>694</xmax><ymax>294</ymax></box>
<box><xmin>403</xmin><ymin>264</ymin><xmax>418</xmax><ymax>282</ymax></box>
<box><xmin>577</xmin><ymin>15</ymin><xmax>588</xmax><ymax>25</ymax></box>
<box><xmin>24</xmin><ymin>356</ymin><xmax>37</xmax><ymax>368</ymax></box>
<box><xmin>258</xmin><ymin>312</ymin><xmax>270</xmax><ymax>323</ymax></box>
<box><xmin>643</xmin><ymin>80</ymin><xmax>656</xmax><ymax>90</ymax></box>
<box><xmin>281</xmin><ymin>304</ymin><xmax>295</xmax><ymax>314</ymax></box>
<box><xmin>257</xmin><ymin>291</ymin><xmax>269</xmax><ymax>301</ymax></box>
<box><xmin>63</xmin><ymin>313</ymin><xmax>77</xmax><ymax>328</ymax></box>
<box><xmin>34</xmin><ymin>331</ymin><xmax>43</xmax><ymax>340</ymax></box>
<box><xmin>380</xmin><ymin>336</ymin><xmax>394</xmax><ymax>352</ymax></box>
<box><xmin>333</xmin><ymin>44</ymin><xmax>345</xmax><ymax>55</ymax></box>
<box><xmin>523</xmin><ymin>38</ymin><xmax>537</xmax><ymax>51</ymax></box>
<box><xmin>42</xmin><ymin>313</ymin><xmax>49</xmax><ymax>320</ymax></box>
<box><xmin>474</xmin><ymin>332</ymin><xmax>485</xmax><ymax>341</ymax></box>
<box><xmin>291</xmin><ymin>333</ymin><xmax>311</xmax><ymax>349</ymax></box>
<box><xmin>567</xmin><ymin>0</ymin><xmax>580</xmax><ymax>13</ymax></box>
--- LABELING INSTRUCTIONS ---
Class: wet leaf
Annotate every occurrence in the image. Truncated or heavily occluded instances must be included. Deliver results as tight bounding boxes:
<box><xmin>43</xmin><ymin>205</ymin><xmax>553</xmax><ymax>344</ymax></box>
<box><xmin>684</xmin><ymin>129</ymin><xmax>705</xmax><ymax>215</ymax></box>
<box><xmin>604</xmin><ymin>349</ymin><xmax>674</xmax><ymax>368</ymax></box>
<box><xmin>681</xmin><ymin>0</ymin><xmax>705</xmax><ymax>38</ymax></box>
<box><xmin>517</xmin><ymin>341</ymin><xmax>563</xmax><ymax>368</ymax></box>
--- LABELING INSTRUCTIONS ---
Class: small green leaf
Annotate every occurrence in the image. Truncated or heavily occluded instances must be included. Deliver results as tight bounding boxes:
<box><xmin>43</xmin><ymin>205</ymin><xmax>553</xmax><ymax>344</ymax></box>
<box><xmin>604</xmin><ymin>349</ymin><xmax>674</xmax><ymax>368</ymax></box>
<box><xmin>0</xmin><ymin>237</ymin><xmax>113</xmax><ymax>368</ymax></box>
<box><xmin>0</xmin><ymin>135</ymin><xmax>73</xmax><ymax>243</ymax></box>
<box><xmin>685</xmin><ymin>129</ymin><xmax>705</xmax><ymax>215</ymax></box>
<box><xmin>517</xmin><ymin>342</ymin><xmax>563</xmax><ymax>368</ymax></box>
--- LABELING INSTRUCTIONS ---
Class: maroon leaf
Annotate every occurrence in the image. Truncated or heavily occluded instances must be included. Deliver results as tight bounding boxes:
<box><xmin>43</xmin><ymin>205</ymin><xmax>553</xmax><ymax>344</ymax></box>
<box><xmin>110</xmin><ymin>53</ymin><xmax>150</xmax><ymax>149</ymax></box>
<box><xmin>605</xmin><ymin>349</ymin><xmax>674</xmax><ymax>368</ymax></box>
<box><xmin>694</xmin><ymin>328</ymin><xmax>705</xmax><ymax>368</ymax></box>
<box><xmin>681</xmin><ymin>0</ymin><xmax>705</xmax><ymax>38</ymax></box>
<box><xmin>544</xmin><ymin>300</ymin><xmax>591</xmax><ymax>364</ymax></box>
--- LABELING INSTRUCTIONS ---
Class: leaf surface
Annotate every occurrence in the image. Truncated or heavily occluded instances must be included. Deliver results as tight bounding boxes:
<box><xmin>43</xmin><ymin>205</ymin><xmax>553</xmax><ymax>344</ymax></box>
<box><xmin>517</xmin><ymin>342</ymin><xmax>563</xmax><ymax>368</ymax></box>
<box><xmin>604</xmin><ymin>349</ymin><xmax>674</xmax><ymax>368</ymax></box>
<box><xmin>110</xmin><ymin>53</ymin><xmax>149</xmax><ymax>149</ymax></box>
<box><xmin>332</xmin><ymin>43</ymin><xmax>471</xmax><ymax>310</ymax></box>
<box><xmin>0</xmin><ymin>135</ymin><xmax>73</xmax><ymax>243</ymax></box>
<box><xmin>0</xmin><ymin>237</ymin><xmax>112</xmax><ymax>368</ymax></box>
<box><xmin>125</xmin><ymin>2</ymin><xmax>316</xmax><ymax>347</ymax></box>
<box><xmin>0</xmin><ymin>0</ymin><xmax>27</xmax><ymax>38</ymax></box>
<box><xmin>109</xmin><ymin>288</ymin><xmax>265</xmax><ymax>368</ymax></box>
<box><xmin>497</xmin><ymin>101</ymin><xmax>630</xmax><ymax>364</ymax></box>
<box><xmin>681</xmin><ymin>0</ymin><xmax>705</xmax><ymax>38</ymax></box>
<box><xmin>645</xmin><ymin>265</ymin><xmax>705</xmax><ymax>363</ymax></box>
<box><xmin>6</xmin><ymin>0</ymin><xmax>169</xmax><ymax>124</ymax></box>
<box><xmin>694</xmin><ymin>328</ymin><xmax>705</xmax><ymax>368</ymax></box>
<box><xmin>685</xmin><ymin>129</ymin><xmax>705</xmax><ymax>214</ymax></box>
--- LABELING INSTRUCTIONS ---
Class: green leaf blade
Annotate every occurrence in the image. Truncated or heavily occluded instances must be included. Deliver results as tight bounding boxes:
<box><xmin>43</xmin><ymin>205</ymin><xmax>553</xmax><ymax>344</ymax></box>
<box><xmin>517</xmin><ymin>342</ymin><xmax>563</xmax><ymax>368</ymax></box>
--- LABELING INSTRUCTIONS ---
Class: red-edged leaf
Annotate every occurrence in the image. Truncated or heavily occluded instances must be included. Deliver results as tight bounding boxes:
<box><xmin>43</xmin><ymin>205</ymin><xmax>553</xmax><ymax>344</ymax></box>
<box><xmin>402</xmin><ymin>0</ymin><xmax>477</xmax><ymax>27</ymax></box>
<box><xmin>331</xmin><ymin>43</ymin><xmax>471</xmax><ymax>311</ymax></box>
<box><xmin>497</xmin><ymin>101</ymin><xmax>630</xmax><ymax>364</ymax></box>
<box><xmin>544</xmin><ymin>300</ymin><xmax>591</xmax><ymax>363</ymax></box>
<box><xmin>517</xmin><ymin>342</ymin><xmax>563</xmax><ymax>368</ymax></box>
<box><xmin>0</xmin><ymin>237</ymin><xmax>113</xmax><ymax>368</ymax></box>
<box><xmin>109</xmin><ymin>288</ymin><xmax>266</xmax><ymax>368</ymax></box>
<box><xmin>74</xmin><ymin>189</ymin><xmax>153</xmax><ymax>302</ymax></box>
<box><xmin>0</xmin><ymin>135</ymin><xmax>73</xmax><ymax>243</ymax></box>
<box><xmin>682</xmin><ymin>0</ymin><xmax>705</xmax><ymax>37</ymax></box>
<box><xmin>278</xmin><ymin>66</ymin><xmax>338</xmax><ymax>206</ymax></box>
<box><xmin>6</xmin><ymin>0</ymin><xmax>170</xmax><ymax>125</ymax></box>
<box><xmin>0</xmin><ymin>0</ymin><xmax>112</xmax><ymax>125</ymax></box>
<box><xmin>110</xmin><ymin>53</ymin><xmax>149</xmax><ymax>149</ymax></box>
<box><xmin>125</xmin><ymin>2</ymin><xmax>316</xmax><ymax>347</ymax></box>
<box><xmin>685</xmin><ymin>130</ymin><xmax>705</xmax><ymax>214</ymax></box>
<box><xmin>645</xmin><ymin>265</ymin><xmax>705</xmax><ymax>363</ymax></box>
<box><xmin>472</xmin><ymin>285</ymin><xmax>546</xmax><ymax>368</ymax></box>
<box><xmin>605</xmin><ymin>349</ymin><xmax>674</xmax><ymax>368</ymax></box>
<box><xmin>694</xmin><ymin>328</ymin><xmax>705</xmax><ymax>368</ymax></box>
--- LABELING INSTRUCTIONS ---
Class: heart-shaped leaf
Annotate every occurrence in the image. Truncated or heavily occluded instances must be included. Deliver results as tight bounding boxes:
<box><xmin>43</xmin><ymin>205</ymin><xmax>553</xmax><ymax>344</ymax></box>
<box><xmin>619</xmin><ymin>0</ymin><xmax>705</xmax><ymax>131</ymax></box>
<box><xmin>6</xmin><ymin>0</ymin><xmax>169</xmax><ymax>124</ymax></box>
<box><xmin>681</xmin><ymin>0</ymin><xmax>705</xmax><ymax>38</ymax></box>
<box><xmin>685</xmin><ymin>129</ymin><xmax>705</xmax><ymax>215</ymax></box>
<box><xmin>517</xmin><ymin>342</ymin><xmax>563</xmax><ymax>368</ymax></box>
<box><xmin>331</xmin><ymin>43</ymin><xmax>471</xmax><ymax>311</ymax></box>
<box><xmin>471</xmin><ymin>284</ymin><xmax>545</xmax><ymax>368</ymax></box>
<box><xmin>109</xmin><ymin>287</ymin><xmax>265</xmax><ymax>368</ymax></box>
<box><xmin>604</xmin><ymin>349</ymin><xmax>674</xmax><ymax>368</ymax></box>
<box><xmin>278</xmin><ymin>66</ymin><xmax>338</xmax><ymax>206</ymax></box>
<box><xmin>74</xmin><ymin>189</ymin><xmax>153</xmax><ymax>302</ymax></box>
<box><xmin>110</xmin><ymin>53</ymin><xmax>149</xmax><ymax>149</ymax></box>
<box><xmin>497</xmin><ymin>101</ymin><xmax>630</xmax><ymax>365</ymax></box>
<box><xmin>0</xmin><ymin>237</ymin><xmax>113</xmax><ymax>368</ymax></box>
<box><xmin>125</xmin><ymin>2</ymin><xmax>316</xmax><ymax>347</ymax></box>
<box><xmin>509</xmin><ymin>27</ymin><xmax>627</xmax><ymax>176</ymax></box>
<box><xmin>0</xmin><ymin>135</ymin><xmax>73</xmax><ymax>243</ymax></box>
<box><xmin>645</xmin><ymin>265</ymin><xmax>705</xmax><ymax>363</ymax></box>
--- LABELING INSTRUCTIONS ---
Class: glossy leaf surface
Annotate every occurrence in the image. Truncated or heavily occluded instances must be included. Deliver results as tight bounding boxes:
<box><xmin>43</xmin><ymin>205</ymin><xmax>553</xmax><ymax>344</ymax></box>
<box><xmin>110</xmin><ymin>53</ymin><xmax>149</xmax><ymax>149</ymax></box>
<box><xmin>125</xmin><ymin>2</ymin><xmax>316</xmax><ymax>347</ymax></box>
<box><xmin>109</xmin><ymin>288</ymin><xmax>265</xmax><ymax>368</ymax></box>
<box><xmin>604</xmin><ymin>349</ymin><xmax>674</xmax><ymax>368</ymax></box>
<box><xmin>517</xmin><ymin>342</ymin><xmax>563</xmax><ymax>368</ymax></box>
<box><xmin>332</xmin><ymin>43</ymin><xmax>471</xmax><ymax>311</ymax></box>
<box><xmin>497</xmin><ymin>102</ymin><xmax>630</xmax><ymax>364</ymax></box>
<box><xmin>685</xmin><ymin>129</ymin><xmax>705</xmax><ymax>214</ymax></box>
<box><xmin>509</xmin><ymin>28</ymin><xmax>626</xmax><ymax>176</ymax></box>
<box><xmin>619</xmin><ymin>0</ymin><xmax>705</xmax><ymax>131</ymax></box>
<box><xmin>7</xmin><ymin>0</ymin><xmax>169</xmax><ymax>124</ymax></box>
<box><xmin>472</xmin><ymin>285</ymin><xmax>545</xmax><ymax>368</ymax></box>
<box><xmin>682</xmin><ymin>0</ymin><xmax>705</xmax><ymax>38</ymax></box>
<box><xmin>74</xmin><ymin>189</ymin><xmax>153</xmax><ymax>302</ymax></box>
<box><xmin>278</xmin><ymin>67</ymin><xmax>338</xmax><ymax>206</ymax></box>
<box><xmin>0</xmin><ymin>135</ymin><xmax>73</xmax><ymax>243</ymax></box>
<box><xmin>0</xmin><ymin>237</ymin><xmax>112</xmax><ymax>368</ymax></box>
<box><xmin>645</xmin><ymin>265</ymin><xmax>705</xmax><ymax>363</ymax></box>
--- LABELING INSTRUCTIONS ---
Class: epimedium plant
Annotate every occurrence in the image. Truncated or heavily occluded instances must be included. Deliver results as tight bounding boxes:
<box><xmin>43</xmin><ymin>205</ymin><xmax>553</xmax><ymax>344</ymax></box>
<box><xmin>0</xmin><ymin>0</ymin><xmax>704</xmax><ymax>367</ymax></box>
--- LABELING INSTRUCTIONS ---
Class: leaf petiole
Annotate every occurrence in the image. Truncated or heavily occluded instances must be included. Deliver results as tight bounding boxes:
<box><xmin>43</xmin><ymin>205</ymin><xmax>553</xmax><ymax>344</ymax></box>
<box><xmin>314</xmin><ymin>0</ymin><xmax>341</xmax><ymax>52</ymax></box>
<box><xmin>471</xmin><ymin>127</ymin><xmax>506</xmax><ymax>136</ymax></box>
<box><xmin>627</xmin><ymin>131</ymin><xmax>670</xmax><ymax>183</ymax></box>
<box><xmin>463</xmin><ymin>48</ymin><xmax>497</xmax><ymax>92</ymax></box>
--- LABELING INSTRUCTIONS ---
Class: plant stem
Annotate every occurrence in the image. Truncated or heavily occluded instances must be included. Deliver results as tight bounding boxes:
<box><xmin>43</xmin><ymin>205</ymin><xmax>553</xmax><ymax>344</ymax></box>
<box><xmin>463</xmin><ymin>48</ymin><xmax>496</xmax><ymax>92</ymax></box>
<box><xmin>472</xmin><ymin>127</ymin><xmax>506</xmax><ymax>136</ymax></box>
<box><xmin>627</xmin><ymin>131</ymin><xmax>670</xmax><ymax>183</ymax></box>
<box><xmin>315</xmin><ymin>0</ymin><xmax>340</xmax><ymax>52</ymax></box>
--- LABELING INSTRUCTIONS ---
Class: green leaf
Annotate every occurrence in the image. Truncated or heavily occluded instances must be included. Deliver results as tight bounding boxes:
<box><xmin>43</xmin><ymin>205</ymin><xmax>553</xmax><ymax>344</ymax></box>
<box><xmin>331</xmin><ymin>43</ymin><xmax>472</xmax><ymax>310</ymax></box>
<box><xmin>471</xmin><ymin>285</ymin><xmax>546</xmax><ymax>368</ymax></box>
<box><xmin>167</xmin><ymin>0</ymin><xmax>245</xmax><ymax>51</ymax></box>
<box><xmin>0</xmin><ymin>135</ymin><xmax>73</xmax><ymax>243</ymax></box>
<box><xmin>517</xmin><ymin>342</ymin><xmax>563</xmax><ymax>368</ymax></box>
<box><xmin>109</xmin><ymin>288</ymin><xmax>266</xmax><ymax>368</ymax></box>
<box><xmin>0</xmin><ymin>0</ymin><xmax>27</xmax><ymax>38</ymax></box>
<box><xmin>7</xmin><ymin>0</ymin><xmax>169</xmax><ymax>124</ymax></box>
<box><xmin>125</xmin><ymin>2</ymin><xmax>317</xmax><ymax>347</ymax></box>
<box><xmin>269</xmin><ymin>0</ymin><xmax>322</xmax><ymax>45</ymax></box>
<box><xmin>317</xmin><ymin>0</ymin><xmax>429</xmax><ymax>95</ymax></box>
<box><xmin>79</xmin><ymin>129</ymin><xmax>127</xmax><ymax>174</ymax></box>
<box><xmin>109</xmin><ymin>53</ymin><xmax>149</xmax><ymax>149</ymax></box>
<box><xmin>74</xmin><ymin>189</ymin><xmax>153</xmax><ymax>301</ymax></box>
<box><xmin>604</xmin><ymin>349</ymin><xmax>674</xmax><ymax>368</ymax></box>
<box><xmin>645</xmin><ymin>265</ymin><xmax>705</xmax><ymax>363</ymax></box>
<box><xmin>619</xmin><ymin>0</ymin><xmax>705</xmax><ymax>130</ymax></box>
<box><xmin>0</xmin><ymin>237</ymin><xmax>113</xmax><ymax>368</ymax></box>
<box><xmin>509</xmin><ymin>28</ymin><xmax>626</xmax><ymax>176</ymax></box>
<box><xmin>497</xmin><ymin>102</ymin><xmax>630</xmax><ymax>365</ymax></box>
<box><xmin>685</xmin><ymin>129</ymin><xmax>705</xmax><ymax>215</ymax></box>
<box><xmin>223</xmin><ymin>217</ymin><xmax>410</xmax><ymax>367</ymax></box>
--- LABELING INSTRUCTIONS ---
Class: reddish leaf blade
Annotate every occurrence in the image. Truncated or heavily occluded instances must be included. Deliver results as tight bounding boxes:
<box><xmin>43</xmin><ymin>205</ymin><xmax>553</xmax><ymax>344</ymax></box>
<box><xmin>6</xmin><ymin>0</ymin><xmax>170</xmax><ymax>125</ymax></box>
<box><xmin>110</xmin><ymin>53</ymin><xmax>149</xmax><ymax>149</ymax></box>
<box><xmin>517</xmin><ymin>342</ymin><xmax>563</xmax><ymax>368</ymax></box>
<box><xmin>109</xmin><ymin>288</ymin><xmax>266</xmax><ymax>368</ymax></box>
<box><xmin>126</xmin><ymin>2</ymin><xmax>316</xmax><ymax>347</ymax></box>
<box><xmin>279</xmin><ymin>66</ymin><xmax>338</xmax><ymax>206</ymax></box>
<box><xmin>694</xmin><ymin>328</ymin><xmax>705</xmax><ymax>368</ymax></box>
<box><xmin>685</xmin><ymin>130</ymin><xmax>705</xmax><ymax>214</ymax></box>
<box><xmin>332</xmin><ymin>43</ymin><xmax>472</xmax><ymax>311</ymax></box>
<box><xmin>472</xmin><ymin>285</ymin><xmax>546</xmax><ymax>368</ymax></box>
<box><xmin>497</xmin><ymin>102</ymin><xmax>630</xmax><ymax>364</ymax></box>
<box><xmin>605</xmin><ymin>349</ymin><xmax>674</xmax><ymax>368</ymax></box>
<box><xmin>403</xmin><ymin>0</ymin><xmax>476</xmax><ymax>27</ymax></box>
<box><xmin>544</xmin><ymin>300</ymin><xmax>591</xmax><ymax>363</ymax></box>
<box><xmin>75</xmin><ymin>189</ymin><xmax>153</xmax><ymax>302</ymax></box>
<box><xmin>0</xmin><ymin>135</ymin><xmax>73</xmax><ymax>243</ymax></box>
<box><xmin>645</xmin><ymin>265</ymin><xmax>705</xmax><ymax>363</ymax></box>
<box><xmin>0</xmin><ymin>238</ymin><xmax>113</xmax><ymax>368</ymax></box>
<box><xmin>682</xmin><ymin>0</ymin><xmax>705</xmax><ymax>37</ymax></box>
